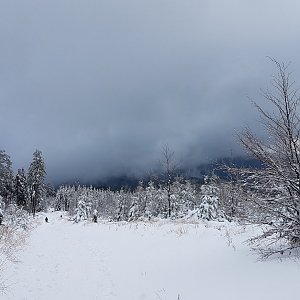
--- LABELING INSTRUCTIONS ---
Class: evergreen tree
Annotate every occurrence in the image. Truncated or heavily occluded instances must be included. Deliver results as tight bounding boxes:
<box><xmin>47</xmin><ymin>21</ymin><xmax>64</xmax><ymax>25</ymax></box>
<box><xmin>74</xmin><ymin>187</ymin><xmax>92</xmax><ymax>222</ymax></box>
<box><xmin>128</xmin><ymin>196</ymin><xmax>139</xmax><ymax>221</ymax></box>
<box><xmin>14</xmin><ymin>169</ymin><xmax>28</xmax><ymax>207</ymax></box>
<box><xmin>199</xmin><ymin>175</ymin><xmax>223</xmax><ymax>221</ymax></box>
<box><xmin>0</xmin><ymin>150</ymin><xmax>14</xmax><ymax>203</ymax></box>
<box><xmin>28</xmin><ymin>150</ymin><xmax>46</xmax><ymax>217</ymax></box>
<box><xmin>55</xmin><ymin>185</ymin><xmax>66</xmax><ymax>211</ymax></box>
<box><xmin>171</xmin><ymin>177</ymin><xmax>196</xmax><ymax>218</ymax></box>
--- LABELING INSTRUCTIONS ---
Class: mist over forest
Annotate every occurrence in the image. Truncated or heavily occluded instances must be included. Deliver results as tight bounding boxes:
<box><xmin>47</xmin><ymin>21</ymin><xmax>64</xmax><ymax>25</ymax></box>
<box><xmin>1</xmin><ymin>0</ymin><xmax>300</xmax><ymax>184</ymax></box>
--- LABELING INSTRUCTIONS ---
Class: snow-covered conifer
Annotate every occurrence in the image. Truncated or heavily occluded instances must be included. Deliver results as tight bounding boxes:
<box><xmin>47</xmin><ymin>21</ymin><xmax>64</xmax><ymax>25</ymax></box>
<box><xmin>128</xmin><ymin>197</ymin><xmax>139</xmax><ymax>221</ymax></box>
<box><xmin>0</xmin><ymin>150</ymin><xmax>14</xmax><ymax>203</ymax></box>
<box><xmin>74</xmin><ymin>189</ymin><xmax>91</xmax><ymax>222</ymax></box>
<box><xmin>14</xmin><ymin>169</ymin><xmax>28</xmax><ymax>207</ymax></box>
<box><xmin>27</xmin><ymin>150</ymin><xmax>46</xmax><ymax>217</ymax></box>
<box><xmin>115</xmin><ymin>189</ymin><xmax>130</xmax><ymax>221</ymax></box>
<box><xmin>198</xmin><ymin>176</ymin><xmax>223</xmax><ymax>221</ymax></box>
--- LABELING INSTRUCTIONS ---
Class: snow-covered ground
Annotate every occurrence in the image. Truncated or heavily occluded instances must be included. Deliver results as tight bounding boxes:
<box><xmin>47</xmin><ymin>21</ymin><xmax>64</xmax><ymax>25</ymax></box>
<box><xmin>2</xmin><ymin>212</ymin><xmax>300</xmax><ymax>300</ymax></box>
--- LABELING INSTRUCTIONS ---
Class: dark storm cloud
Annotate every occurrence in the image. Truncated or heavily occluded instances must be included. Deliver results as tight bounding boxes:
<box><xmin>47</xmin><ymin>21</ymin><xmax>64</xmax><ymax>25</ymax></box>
<box><xmin>1</xmin><ymin>0</ymin><xmax>300</xmax><ymax>183</ymax></box>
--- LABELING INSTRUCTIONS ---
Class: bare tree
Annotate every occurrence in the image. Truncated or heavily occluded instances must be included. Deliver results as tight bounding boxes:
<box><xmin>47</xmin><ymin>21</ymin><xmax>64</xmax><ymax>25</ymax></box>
<box><xmin>237</xmin><ymin>59</ymin><xmax>300</xmax><ymax>257</ymax></box>
<box><xmin>160</xmin><ymin>145</ymin><xmax>178</xmax><ymax>218</ymax></box>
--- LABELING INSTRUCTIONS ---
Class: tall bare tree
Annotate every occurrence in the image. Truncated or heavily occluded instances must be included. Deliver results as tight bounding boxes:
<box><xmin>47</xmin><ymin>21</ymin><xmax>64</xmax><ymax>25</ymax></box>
<box><xmin>160</xmin><ymin>145</ymin><xmax>178</xmax><ymax>218</ymax></box>
<box><xmin>238</xmin><ymin>59</ymin><xmax>300</xmax><ymax>257</ymax></box>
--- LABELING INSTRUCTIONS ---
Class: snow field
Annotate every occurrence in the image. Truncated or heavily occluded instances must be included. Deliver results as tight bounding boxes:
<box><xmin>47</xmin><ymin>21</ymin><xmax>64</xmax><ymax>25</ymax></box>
<box><xmin>3</xmin><ymin>212</ymin><xmax>300</xmax><ymax>300</ymax></box>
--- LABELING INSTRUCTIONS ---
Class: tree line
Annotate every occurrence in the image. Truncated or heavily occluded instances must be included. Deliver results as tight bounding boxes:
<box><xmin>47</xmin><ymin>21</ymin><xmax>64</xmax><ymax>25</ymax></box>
<box><xmin>54</xmin><ymin>175</ymin><xmax>224</xmax><ymax>223</ymax></box>
<box><xmin>0</xmin><ymin>149</ymin><xmax>46</xmax><ymax>218</ymax></box>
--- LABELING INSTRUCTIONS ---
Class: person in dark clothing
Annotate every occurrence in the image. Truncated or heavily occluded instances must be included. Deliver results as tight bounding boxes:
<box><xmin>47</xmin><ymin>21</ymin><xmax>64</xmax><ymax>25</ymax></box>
<box><xmin>45</xmin><ymin>217</ymin><xmax>48</xmax><ymax>223</ymax></box>
<box><xmin>93</xmin><ymin>209</ymin><xmax>98</xmax><ymax>223</ymax></box>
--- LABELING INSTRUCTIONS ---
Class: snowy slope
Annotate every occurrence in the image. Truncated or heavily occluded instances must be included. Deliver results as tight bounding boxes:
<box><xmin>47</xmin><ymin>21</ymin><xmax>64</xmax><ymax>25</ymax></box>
<box><xmin>2</xmin><ymin>212</ymin><xmax>300</xmax><ymax>300</ymax></box>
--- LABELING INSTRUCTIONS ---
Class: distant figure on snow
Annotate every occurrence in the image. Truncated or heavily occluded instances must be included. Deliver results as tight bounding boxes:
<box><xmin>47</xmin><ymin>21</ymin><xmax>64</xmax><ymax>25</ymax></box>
<box><xmin>0</xmin><ymin>210</ymin><xmax>3</xmax><ymax>225</ymax></box>
<box><xmin>93</xmin><ymin>209</ymin><xmax>98</xmax><ymax>223</ymax></box>
<box><xmin>45</xmin><ymin>217</ymin><xmax>49</xmax><ymax>223</ymax></box>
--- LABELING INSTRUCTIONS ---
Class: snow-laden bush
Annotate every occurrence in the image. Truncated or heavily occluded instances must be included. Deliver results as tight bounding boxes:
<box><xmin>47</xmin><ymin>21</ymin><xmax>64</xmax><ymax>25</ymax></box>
<box><xmin>0</xmin><ymin>201</ymin><xmax>30</xmax><ymax>291</ymax></box>
<box><xmin>4</xmin><ymin>204</ymin><xmax>30</xmax><ymax>229</ymax></box>
<box><xmin>198</xmin><ymin>176</ymin><xmax>224</xmax><ymax>221</ymax></box>
<box><xmin>0</xmin><ymin>219</ymin><xmax>28</xmax><ymax>292</ymax></box>
<box><xmin>199</xmin><ymin>195</ymin><xmax>219</xmax><ymax>220</ymax></box>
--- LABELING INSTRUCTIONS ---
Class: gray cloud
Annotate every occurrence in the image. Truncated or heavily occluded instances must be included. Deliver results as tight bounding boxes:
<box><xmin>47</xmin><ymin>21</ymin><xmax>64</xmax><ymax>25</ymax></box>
<box><xmin>1</xmin><ymin>0</ymin><xmax>300</xmax><ymax>183</ymax></box>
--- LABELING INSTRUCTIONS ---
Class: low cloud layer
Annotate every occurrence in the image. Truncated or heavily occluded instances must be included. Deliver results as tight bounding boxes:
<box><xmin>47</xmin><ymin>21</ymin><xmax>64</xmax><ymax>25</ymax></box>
<box><xmin>1</xmin><ymin>0</ymin><xmax>300</xmax><ymax>183</ymax></box>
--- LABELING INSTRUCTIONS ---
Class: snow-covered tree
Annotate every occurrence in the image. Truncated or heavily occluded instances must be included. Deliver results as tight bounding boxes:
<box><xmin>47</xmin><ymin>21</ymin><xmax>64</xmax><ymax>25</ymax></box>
<box><xmin>14</xmin><ymin>169</ymin><xmax>28</xmax><ymax>208</ymax></box>
<box><xmin>128</xmin><ymin>196</ymin><xmax>139</xmax><ymax>221</ymax></box>
<box><xmin>55</xmin><ymin>185</ymin><xmax>73</xmax><ymax>211</ymax></box>
<box><xmin>0</xmin><ymin>150</ymin><xmax>13</xmax><ymax>203</ymax></box>
<box><xmin>133</xmin><ymin>181</ymin><xmax>147</xmax><ymax>218</ymax></box>
<box><xmin>219</xmin><ymin>173</ymin><xmax>253</xmax><ymax>222</ymax></box>
<box><xmin>115</xmin><ymin>189</ymin><xmax>130</xmax><ymax>221</ymax></box>
<box><xmin>0</xmin><ymin>197</ymin><xmax>3</xmax><ymax>225</ymax></box>
<box><xmin>170</xmin><ymin>177</ymin><xmax>198</xmax><ymax>218</ymax></box>
<box><xmin>28</xmin><ymin>150</ymin><xmax>46</xmax><ymax>217</ymax></box>
<box><xmin>144</xmin><ymin>181</ymin><xmax>167</xmax><ymax>218</ymax></box>
<box><xmin>160</xmin><ymin>145</ymin><xmax>177</xmax><ymax>218</ymax></box>
<box><xmin>198</xmin><ymin>175</ymin><xmax>223</xmax><ymax>221</ymax></box>
<box><xmin>74</xmin><ymin>191</ymin><xmax>91</xmax><ymax>222</ymax></box>
<box><xmin>96</xmin><ymin>188</ymin><xmax>116</xmax><ymax>219</ymax></box>
<box><xmin>235</xmin><ymin>60</ymin><xmax>300</xmax><ymax>256</ymax></box>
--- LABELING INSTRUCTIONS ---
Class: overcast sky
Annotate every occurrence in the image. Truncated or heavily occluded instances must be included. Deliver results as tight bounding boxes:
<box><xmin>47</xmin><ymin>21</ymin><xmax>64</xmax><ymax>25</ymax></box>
<box><xmin>1</xmin><ymin>0</ymin><xmax>300</xmax><ymax>183</ymax></box>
